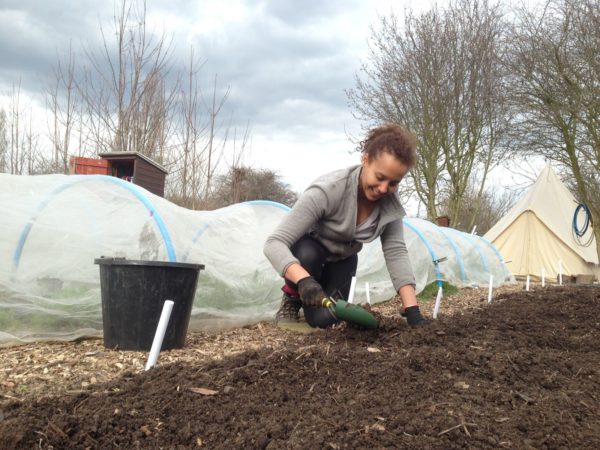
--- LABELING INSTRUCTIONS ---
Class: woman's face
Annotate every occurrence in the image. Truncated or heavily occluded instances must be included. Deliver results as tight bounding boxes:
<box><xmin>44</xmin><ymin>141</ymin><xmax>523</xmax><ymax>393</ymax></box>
<box><xmin>359</xmin><ymin>151</ymin><xmax>410</xmax><ymax>202</ymax></box>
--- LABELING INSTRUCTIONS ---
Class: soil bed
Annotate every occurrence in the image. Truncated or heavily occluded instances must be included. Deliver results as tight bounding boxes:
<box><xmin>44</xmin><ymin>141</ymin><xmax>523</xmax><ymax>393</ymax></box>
<box><xmin>1</xmin><ymin>285</ymin><xmax>599</xmax><ymax>449</ymax></box>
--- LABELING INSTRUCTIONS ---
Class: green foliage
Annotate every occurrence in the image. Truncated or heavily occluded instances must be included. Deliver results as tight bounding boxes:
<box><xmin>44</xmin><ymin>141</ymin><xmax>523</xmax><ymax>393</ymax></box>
<box><xmin>417</xmin><ymin>281</ymin><xmax>458</xmax><ymax>301</ymax></box>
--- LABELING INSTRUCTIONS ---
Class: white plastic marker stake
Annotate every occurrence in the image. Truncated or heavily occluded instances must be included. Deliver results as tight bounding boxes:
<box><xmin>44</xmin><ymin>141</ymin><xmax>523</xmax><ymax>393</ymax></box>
<box><xmin>365</xmin><ymin>282</ymin><xmax>371</xmax><ymax>305</ymax></box>
<box><xmin>558</xmin><ymin>260</ymin><xmax>563</xmax><ymax>285</ymax></box>
<box><xmin>347</xmin><ymin>276</ymin><xmax>357</xmax><ymax>304</ymax></box>
<box><xmin>145</xmin><ymin>300</ymin><xmax>174</xmax><ymax>371</ymax></box>
<box><xmin>488</xmin><ymin>274</ymin><xmax>494</xmax><ymax>303</ymax></box>
<box><xmin>526</xmin><ymin>275</ymin><xmax>530</xmax><ymax>291</ymax></box>
<box><xmin>432</xmin><ymin>284</ymin><xmax>443</xmax><ymax>319</ymax></box>
<box><xmin>541</xmin><ymin>268</ymin><xmax>545</xmax><ymax>287</ymax></box>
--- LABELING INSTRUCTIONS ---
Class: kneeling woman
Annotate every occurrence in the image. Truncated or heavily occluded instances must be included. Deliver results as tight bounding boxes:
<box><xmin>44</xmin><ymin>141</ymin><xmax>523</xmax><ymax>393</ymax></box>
<box><xmin>263</xmin><ymin>123</ymin><xmax>428</xmax><ymax>328</ymax></box>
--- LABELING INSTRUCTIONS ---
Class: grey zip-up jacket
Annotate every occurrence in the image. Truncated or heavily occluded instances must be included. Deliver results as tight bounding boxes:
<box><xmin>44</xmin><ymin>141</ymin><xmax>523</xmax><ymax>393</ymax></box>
<box><xmin>263</xmin><ymin>165</ymin><xmax>415</xmax><ymax>292</ymax></box>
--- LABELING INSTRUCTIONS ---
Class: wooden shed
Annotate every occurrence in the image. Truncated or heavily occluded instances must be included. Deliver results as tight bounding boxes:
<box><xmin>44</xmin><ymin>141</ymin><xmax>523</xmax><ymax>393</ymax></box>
<box><xmin>99</xmin><ymin>152</ymin><xmax>168</xmax><ymax>197</ymax></box>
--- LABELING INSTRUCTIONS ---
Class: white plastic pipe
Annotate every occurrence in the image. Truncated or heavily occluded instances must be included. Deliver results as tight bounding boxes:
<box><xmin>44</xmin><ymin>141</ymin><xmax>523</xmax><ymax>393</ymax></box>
<box><xmin>347</xmin><ymin>276</ymin><xmax>357</xmax><ymax>304</ymax></box>
<box><xmin>488</xmin><ymin>274</ymin><xmax>494</xmax><ymax>303</ymax></box>
<box><xmin>432</xmin><ymin>285</ymin><xmax>443</xmax><ymax>319</ymax></box>
<box><xmin>558</xmin><ymin>260</ymin><xmax>563</xmax><ymax>285</ymax></box>
<box><xmin>145</xmin><ymin>300</ymin><xmax>174</xmax><ymax>371</ymax></box>
<box><xmin>541</xmin><ymin>268</ymin><xmax>545</xmax><ymax>287</ymax></box>
<box><xmin>365</xmin><ymin>282</ymin><xmax>371</xmax><ymax>305</ymax></box>
<box><xmin>526</xmin><ymin>275</ymin><xmax>530</xmax><ymax>291</ymax></box>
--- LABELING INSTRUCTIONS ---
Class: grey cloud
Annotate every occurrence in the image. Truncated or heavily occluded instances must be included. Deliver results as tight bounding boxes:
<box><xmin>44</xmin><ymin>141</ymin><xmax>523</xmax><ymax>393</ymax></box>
<box><xmin>261</xmin><ymin>0</ymin><xmax>355</xmax><ymax>26</ymax></box>
<box><xmin>0</xmin><ymin>0</ymin><xmax>369</xmax><ymax>145</ymax></box>
<box><xmin>0</xmin><ymin>1</ymin><xmax>111</xmax><ymax>93</ymax></box>
<box><xmin>0</xmin><ymin>10</ymin><xmax>60</xmax><ymax>91</ymax></box>
<box><xmin>187</xmin><ymin>3</ymin><xmax>363</xmax><ymax>135</ymax></box>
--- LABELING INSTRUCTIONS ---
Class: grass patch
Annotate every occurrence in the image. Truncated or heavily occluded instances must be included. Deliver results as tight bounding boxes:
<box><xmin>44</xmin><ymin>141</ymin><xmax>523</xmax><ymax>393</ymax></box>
<box><xmin>417</xmin><ymin>281</ymin><xmax>458</xmax><ymax>301</ymax></box>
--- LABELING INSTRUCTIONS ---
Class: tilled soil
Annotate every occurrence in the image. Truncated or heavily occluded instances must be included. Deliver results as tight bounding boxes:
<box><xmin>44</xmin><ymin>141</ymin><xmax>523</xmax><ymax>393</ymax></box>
<box><xmin>1</xmin><ymin>285</ymin><xmax>600</xmax><ymax>449</ymax></box>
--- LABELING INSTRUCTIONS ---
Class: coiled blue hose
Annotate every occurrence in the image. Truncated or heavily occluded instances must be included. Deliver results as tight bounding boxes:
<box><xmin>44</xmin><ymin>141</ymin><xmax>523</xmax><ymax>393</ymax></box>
<box><xmin>572</xmin><ymin>203</ymin><xmax>593</xmax><ymax>247</ymax></box>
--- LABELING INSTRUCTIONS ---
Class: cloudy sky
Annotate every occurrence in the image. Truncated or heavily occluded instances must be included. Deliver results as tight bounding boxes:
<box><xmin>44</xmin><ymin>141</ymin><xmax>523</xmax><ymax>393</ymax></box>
<box><xmin>0</xmin><ymin>0</ymin><xmax>444</xmax><ymax>191</ymax></box>
<box><xmin>2</xmin><ymin>0</ymin><xmax>536</xmax><ymax>212</ymax></box>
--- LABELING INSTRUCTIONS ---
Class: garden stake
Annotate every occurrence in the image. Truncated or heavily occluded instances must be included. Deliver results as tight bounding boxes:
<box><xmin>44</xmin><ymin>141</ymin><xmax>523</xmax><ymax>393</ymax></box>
<box><xmin>347</xmin><ymin>276</ymin><xmax>357</xmax><ymax>304</ymax></box>
<box><xmin>558</xmin><ymin>260</ymin><xmax>563</xmax><ymax>285</ymax></box>
<box><xmin>542</xmin><ymin>268</ymin><xmax>545</xmax><ymax>287</ymax></box>
<box><xmin>145</xmin><ymin>300</ymin><xmax>174</xmax><ymax>371</ymax></box>
<box><xmin>432</xmin><ymin>284</ymin><xmax>443</xmax><ymax>319</ymax></box>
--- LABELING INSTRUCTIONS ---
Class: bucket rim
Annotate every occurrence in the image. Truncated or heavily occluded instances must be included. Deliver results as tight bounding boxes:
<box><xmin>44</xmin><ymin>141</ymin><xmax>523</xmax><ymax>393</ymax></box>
<box><xmin>94</xmin><ymin>256</ymin><xmax>204</xmax><ymax>270</ymax></box>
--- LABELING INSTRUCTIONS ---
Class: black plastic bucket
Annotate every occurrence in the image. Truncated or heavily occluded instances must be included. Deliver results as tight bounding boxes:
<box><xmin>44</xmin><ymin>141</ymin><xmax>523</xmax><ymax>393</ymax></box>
<box><xmin>94</xmin><ymin>257</ymin><xmax>205</xmax><ymax>351</ymax></box>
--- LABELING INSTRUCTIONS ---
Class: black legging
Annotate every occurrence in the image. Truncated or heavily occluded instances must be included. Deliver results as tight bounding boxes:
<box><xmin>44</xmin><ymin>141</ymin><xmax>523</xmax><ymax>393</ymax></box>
<box><xmin>285</xmin><ymin>235</ymin><xmax>358</xmax><ymax>328</ymax></box>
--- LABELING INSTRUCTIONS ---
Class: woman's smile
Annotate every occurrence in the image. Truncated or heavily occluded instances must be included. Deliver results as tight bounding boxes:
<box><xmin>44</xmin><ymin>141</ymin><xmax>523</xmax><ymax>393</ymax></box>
<box><xmin>360</xmin><ymin>151</ymin><xmax>409</xmax><ymax>202</ymax></box>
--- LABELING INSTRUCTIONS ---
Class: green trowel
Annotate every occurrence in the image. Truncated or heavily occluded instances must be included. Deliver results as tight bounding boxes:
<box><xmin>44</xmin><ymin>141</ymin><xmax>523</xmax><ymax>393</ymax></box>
<box><xmin>322</xmin><ymin>297</ymin><xmax>379</xmax><ymax>329</ymax></box>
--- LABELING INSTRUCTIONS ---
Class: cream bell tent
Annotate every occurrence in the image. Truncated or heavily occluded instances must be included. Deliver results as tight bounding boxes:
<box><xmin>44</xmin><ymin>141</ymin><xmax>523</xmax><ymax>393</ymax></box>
<box><xmin>484</xmin><ymin>165</ymin><xmax>600</xmax><ymax>282</ymax></box>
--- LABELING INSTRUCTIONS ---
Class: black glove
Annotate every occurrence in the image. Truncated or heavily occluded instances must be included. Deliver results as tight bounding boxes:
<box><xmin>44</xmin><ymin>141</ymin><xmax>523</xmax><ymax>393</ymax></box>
<box><xmin>297</xmin><ymin>276</ymin><xmax>327</xmax><ymax>308</ymax></box>
<box><xmin>403</xmin><ymin>305</ymin><xmax>430</xmax><ymax>327</ymax></box>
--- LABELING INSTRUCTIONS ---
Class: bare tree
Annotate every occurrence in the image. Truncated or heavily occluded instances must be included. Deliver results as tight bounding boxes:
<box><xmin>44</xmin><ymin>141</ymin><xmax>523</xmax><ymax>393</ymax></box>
<box><xmin>208</xmin><ymin>166</ymin><xmax>298</xmax><ymax>209</ymax></box>
<box><xmin>569</xmin><ymin>0</ymin><xmax>600</xmax><ymax>228</ymax></box>
<box><xmin>166</xmin><ymin>48</ymin><xmax>236</xmax><ymax>209</ymax></box>
<box><xmin>348</xmin><ymin>0</ymin><xmax>510</xmax><ymax>227</ymax></box>
<box><xmin>39</xmin><ymin>0</ymin><xmax>244</xmax><ymax>206</ymax></box>
<box><xmin>437</xmin><ymin>0</ymin><xmax>510</xmax><ymax>230</ymax></box>
<box><xmin>203</xmin><ymin>74</ymin><xmax>230</xmax><ymax>202</ymax></box>
<box><xmin>7</xmin><ymin>82</ymin><xmax>27</xmax><ymax>175</ymax></box>
<box><xmin>438</xmin><ymin>178</ymin><xmax>518</xmax><ymax>233</ymax></box>
<box><xmin>46</xmin><ymin>42</ymin><xmax>78</xmax><ymax>173</ymax></box>
<box><xmin>3</xmin><ymin>82</ymin><xmax>44</xmax><ymax>175</ymax></box>
<box><xmin>509</xmin><ymin>0</ymin><xmax>600</xmax><ymax>258</ymax></box>
<box><xmin>175</xmin><ymin>47</ymin><xmax>206</xmax><ymax>208</ymax></box>
<box><xmin>76</xmin><ymin>0</ymin><xmax>177</xmax><ymax>162</ymax></box>
<box><xmin>24</xmin><ymin>113</ymin><xmax>40</xmax><ymax>175</ymax></box>
<box><xmin>226</xmin><ymin>124</ymin><xmax>252</xmax><ymax>205</ymax></box>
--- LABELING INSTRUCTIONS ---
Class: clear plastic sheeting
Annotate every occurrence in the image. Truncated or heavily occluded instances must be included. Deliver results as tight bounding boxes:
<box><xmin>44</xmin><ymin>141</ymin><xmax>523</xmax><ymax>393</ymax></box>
<box><xmin>0</xmin><ymin>174</ymin><xmax>514</xmax><ymax>345</ymax></box>
<box><xmin>353</xmin><ymin>218</ymin><xmax>514</xmax><ymax>304</ymax></box>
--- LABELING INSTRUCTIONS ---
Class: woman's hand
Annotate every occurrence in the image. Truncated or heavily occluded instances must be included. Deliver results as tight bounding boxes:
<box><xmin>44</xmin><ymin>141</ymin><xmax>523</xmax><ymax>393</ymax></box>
<box><xmin>402</xmin><ymin>305</ymin><xmax>430</xmax><ymax>327</ymax></box>
<box><xmin>297</xmin><ymin>276</ymin><xmax>327</xmax><ymax>308</ymax></box>
<box><xmin>398</xmin><ymin>285</ymin><xmax>429</xmax><ymax>326</ymax></box>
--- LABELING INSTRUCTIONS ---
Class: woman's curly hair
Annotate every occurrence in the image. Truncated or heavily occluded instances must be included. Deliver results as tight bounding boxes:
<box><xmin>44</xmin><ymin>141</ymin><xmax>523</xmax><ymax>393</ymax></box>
<box><xmin>360</xmin><ymin>123</ymin><xmax>417</xmax><ymax>167</ymax></box>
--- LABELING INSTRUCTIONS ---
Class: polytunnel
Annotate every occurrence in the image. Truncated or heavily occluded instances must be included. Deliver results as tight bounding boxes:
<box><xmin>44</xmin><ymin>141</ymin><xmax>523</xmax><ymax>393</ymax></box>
<box><xmin>0</xmin><ymin>173</ymin><xmax>514</xmax><ymax>345</ymax></box>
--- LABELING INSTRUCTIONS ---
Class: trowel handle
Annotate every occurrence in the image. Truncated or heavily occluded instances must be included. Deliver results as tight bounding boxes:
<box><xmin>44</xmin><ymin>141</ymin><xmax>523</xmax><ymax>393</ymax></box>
<box><xmin>322</xmin><ymin>297</ymin><xmax>336</xmax><ymax>309</ymax></box>
<box><xmin>321</xmin><ymin>297</ymin><xmax>379</xmax><ymax>329</ymax></box>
